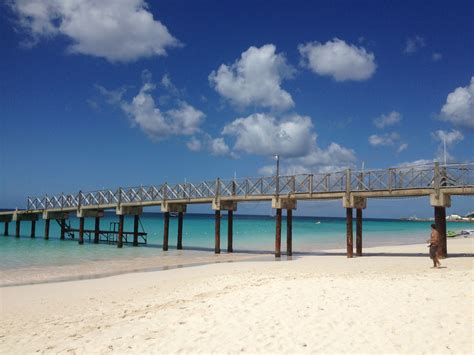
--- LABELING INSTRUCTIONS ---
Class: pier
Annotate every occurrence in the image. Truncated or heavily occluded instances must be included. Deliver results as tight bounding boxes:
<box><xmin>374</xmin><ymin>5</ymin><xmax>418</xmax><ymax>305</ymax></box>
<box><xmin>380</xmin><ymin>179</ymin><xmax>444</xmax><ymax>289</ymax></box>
<box><xmin>1</xmin><ymin>162</ymin><xmax>473</xmax><ymax>258</ymax></box>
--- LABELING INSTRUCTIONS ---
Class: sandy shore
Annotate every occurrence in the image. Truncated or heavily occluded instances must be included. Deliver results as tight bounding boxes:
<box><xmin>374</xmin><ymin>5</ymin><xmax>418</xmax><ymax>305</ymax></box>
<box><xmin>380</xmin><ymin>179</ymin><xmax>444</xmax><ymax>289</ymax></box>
<box><xmin>1</xmin><ymin>238</ymin><xmax>473</xmax><ymax>354</ymax></box>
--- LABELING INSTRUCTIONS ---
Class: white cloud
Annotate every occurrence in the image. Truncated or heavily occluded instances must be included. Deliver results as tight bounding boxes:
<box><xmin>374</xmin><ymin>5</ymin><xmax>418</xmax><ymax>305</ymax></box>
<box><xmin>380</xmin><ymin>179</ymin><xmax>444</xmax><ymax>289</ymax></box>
<box><xmin>209</xmin><ymin>44</ymin><xmax>295</xmax><ymax>110</ymax></box>
<box><xmin>298</xmin><ymin>38</ymin><xmax>376</xmax><ymax>81</ymax></box>
<box><xmin>404</xmin><ymin>36</ymin><xmax>425</xmax><ymax>54</ymax></box>
<box><xmin>209</xmin><ymin>138</ymin><xmax>230</xmax><ymax>156</ymax></box>
<box><xmin>10</xmin><ymin>0</ymin><xmax>180</xmax><ymax>62</ymax></box>
<box><xmin>368</xmin><ymin>132</ymin><xmax>401</xmax><ymax>146</ymax></box>
<box><xmin>373</xmin><ymin>111</ymin><xmax>402</xmax><ymax>129</ymax></box>
<box><xmin>397</xmin><ymin>143</ymin><xmax>408</xmax><ymax>153</ymax></box>
<box><xmin>100</xmin><ymin>71</ymin><xmax>205</xmax><ymax>141</ymax></box>
<box><xmin>440</xmin><ymin>77</ymin><xmax>474</xmax><ymax>129</ymax></box>
<box><xmin>259</xmin><ymin>143</ymin><xmax>357</xmax><ymax>175</ymax></box>
<box><xmin>186</xmin><ymin>137</ymin><xmax>202</xmax><ymax>152</ymax></box>
<box><xmin>432</xmin><ymin>53</ymin><xmax>442</xmax><ymax>62</ymax></box>
<box><xmin>222</xmin><ymin>113</ymin><xmax>315</xmax><ymax>157</ymax></box>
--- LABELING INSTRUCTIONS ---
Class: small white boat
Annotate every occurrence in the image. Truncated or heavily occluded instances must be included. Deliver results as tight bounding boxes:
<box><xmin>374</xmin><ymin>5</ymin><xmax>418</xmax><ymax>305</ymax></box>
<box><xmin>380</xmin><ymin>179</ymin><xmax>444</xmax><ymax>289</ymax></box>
<box><xmin>315</xmin><ymin>221</ymin><xmax>321</xmax><ymax>224</ymax></box>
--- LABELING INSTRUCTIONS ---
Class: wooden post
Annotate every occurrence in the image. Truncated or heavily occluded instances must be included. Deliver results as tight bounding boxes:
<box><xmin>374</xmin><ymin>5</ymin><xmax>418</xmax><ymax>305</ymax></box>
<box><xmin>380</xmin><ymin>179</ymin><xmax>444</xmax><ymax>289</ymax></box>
<box><xmin>286</xmin><ymin>209</ymin><xmax>292</xmax><ymax>256</ymax></box>
<box><xmin>227</xmin><ymin>210</ymin><xmax>233</xmax><ymax>253</ymax></box>
<box><xmin>435</xmin><ymin>206</ymin><xmax>447</xmax><ymax>258</ymax></box>
<box><xmin>94</xmin><ymin>217</ymin><xmax>100</xmax><ymax>244</ymax></box>
<box><xmin>177</xmin><ymin>212</ymin><xmax>183</xmax><ymax>250</ymax></box>
<box><xmin>15</xmin><ymin>220</ymin><xmax>20</xmax><ymax>238</ymax></box>
<box><xmin>78</xmin><ymin>217</ymin><xmax>84</xmax><ymax>245</ymax></box>
<box><xmin>44</xmin><ymin>219</ymin><xmax>50</xmax><ymax>240</ymax></box>
<box><xmin>60</xmin><ymin>219</ymin><xmax>65</xmax><ymax>240</ymax></box>
<box><xmin>117</xmin><ymin>215</ymin><xmax>124</xmax><ymax>248</ymax></box>
<box><xmin>275</xmin><ymin>208</ymin><xmax>282</xmax><ymax>258</ymax></box>
<box><xmin>346</xmin><ymin>208</ymin><xmax>353</xmax><ymax>258</ymax></box>
<box><xmin>163</xmin><ymin>212</ymin><xmax>169</xmax><ymax>251</ymax></box>
<box><xmin>30</xmin><ymin>220</ymin><xmax>36</xmax><ymax>238</ymax></box>
<box><xmin>4</xmin><ymin>222</ymin><xmax>9</xmax><ymax>236</ymax></box>
<box><xmin>356</xmin><ymin>208</ymin><xmax>362</xmax><ymax>256</ymax></box>
<box><xmin>215</xmin><ymin>210</ymin><xmax>221</xmax><ymax>254</ymax></box>
<box><xmin>133</xmin><ymin>215</ymin><xmax>139</xmax><ymax>246</ymax></box>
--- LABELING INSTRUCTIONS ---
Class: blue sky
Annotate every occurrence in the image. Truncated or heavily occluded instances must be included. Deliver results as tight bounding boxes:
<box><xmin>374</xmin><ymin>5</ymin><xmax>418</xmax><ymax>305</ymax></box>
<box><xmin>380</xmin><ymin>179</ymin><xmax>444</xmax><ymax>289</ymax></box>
<box><xmin>1</xmin><ymin>0</ymin><xmax>473</xmax><ymax>217</ymax></box>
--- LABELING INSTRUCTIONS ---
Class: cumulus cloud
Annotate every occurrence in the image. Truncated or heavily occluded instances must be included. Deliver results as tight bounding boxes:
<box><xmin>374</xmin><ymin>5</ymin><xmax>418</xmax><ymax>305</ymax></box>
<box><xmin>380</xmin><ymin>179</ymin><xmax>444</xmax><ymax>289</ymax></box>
<box><xmin>373</xmin><ymin>111</ymin><xmax>402</xmax><ymax>129</ymax></box>
<box><xmin>222</xmin><ymin>112</ymin><xmax>356</xmax><ymax>173</ymax></box>
<box><xmin>404</xmin><ymin>36</ymin><xmax>425</xmax><ymax>54</ymax></box>
<box><xmin>209</xmin><ymin>138</ymin><xmax>230</xmax><ymax>156</ymax></box>
<box><xmin>298</xmin><ymin>38</ymin><xmax>376</xmax><ymax>81</ymax></box>
<box><xmin>222</xmin><ymin>113</ymin><xmax>315</xmax><ymax>157</ymax></box>
<box><xmin>186</xmin><ymin>137</ymin><xmax>202</xmax><ymax>152</ymax></box>
<box><xmin>209</xmin><ymin>44</ymin><xmax>295</xmax><ymax>110</ymax></box>
<box><xmin>10</xmin><ymin>0</ymin><xmax>180</xmax><ymax>62</ymax></box>
<box><xmin>439</xmin><ymin>77</ymin><xmax>474</xmax><ymax>129</ymax></box>
<box><xmin>100</xmin><ymin>71</ymin><xmax>205</xmax><ymax>141</ymax></box>
<box><xmin>368</xmin><ymin>132</ymin><xmax>401</xmax><ymax>146</ymax></box>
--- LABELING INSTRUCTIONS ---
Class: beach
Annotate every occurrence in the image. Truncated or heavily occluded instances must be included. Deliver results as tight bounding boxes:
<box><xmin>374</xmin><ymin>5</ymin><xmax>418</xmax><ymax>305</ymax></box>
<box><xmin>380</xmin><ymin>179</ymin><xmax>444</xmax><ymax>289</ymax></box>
<box><xmin>1</xmin><ymin>237</ymin><xmax>472</xmax><ymax>354</ymax></box>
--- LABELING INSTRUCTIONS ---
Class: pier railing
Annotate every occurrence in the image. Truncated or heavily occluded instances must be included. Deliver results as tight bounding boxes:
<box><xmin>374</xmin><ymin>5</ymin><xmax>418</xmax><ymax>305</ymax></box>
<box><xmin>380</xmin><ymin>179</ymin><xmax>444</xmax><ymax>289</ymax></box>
<box><xmin>26</xmin><ymin>163</ymin><xmax>474</xmax><ymax>210</ymax></box>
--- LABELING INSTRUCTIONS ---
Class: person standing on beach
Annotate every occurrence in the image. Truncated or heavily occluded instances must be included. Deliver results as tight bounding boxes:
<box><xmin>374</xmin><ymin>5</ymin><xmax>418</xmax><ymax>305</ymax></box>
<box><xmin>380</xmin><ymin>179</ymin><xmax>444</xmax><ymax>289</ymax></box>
<box><xmin>428</xmin><ymin>224</ymin><xmax>441</xmax><ymax>268</ymax></box>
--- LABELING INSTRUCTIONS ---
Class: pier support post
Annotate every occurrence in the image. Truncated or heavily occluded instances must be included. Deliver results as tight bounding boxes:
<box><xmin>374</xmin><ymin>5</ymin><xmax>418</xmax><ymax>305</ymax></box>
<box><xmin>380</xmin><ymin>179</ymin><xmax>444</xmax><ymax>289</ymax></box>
<box><xmin>287</xmin><ymin>209</ymin><xmax>293</xmax><ymax>256</ymax></box>
<box><xmin>44</xmin><ymin>219</ymin><xmax>50</xmax><ymax>240</ymax></box>
<box><xmin>275</xmin><ymin>208</ymin><xmax>282</xmax><ymax>258</ymax></box>
<box><xmin>16</xmin><ymin>220</ymin><xmax>20</xmax><ymax>238</ymax></box>
<box><xmin>60</xmin><ymin>219</ymin><xmax>66</xmax><ymax>240</ymax></box>
<box><xmin>163</xmin><ymin>212</ymin><xmax>169</xmax><ymax>251</ymax></box>
<box><xmin>435</xmin><ymin>206</ymin><xmax>447</xmax><ymax>258</ymax></box>
<box><xmin>430</xmin><ymin>193</ymin><xmax>450</xmax><ymax>259</ymax></box>
<box><xmin>212</xmin><ymin>200</ymin><xmax>237</xmax><ymax>254</ymax></box>
<box><xmin>94</xmin><ymin>217</ymin><xmax>100</xmax><ymax>244</ymax></box>
<box><xmin>30</xmin><ymin>220</ymin><xmax>36</xmax><ymax>238</ymax></box>
<box><xmin>346</xmin><ymin>208</ymin><xmax>353</xmax><ymax>258</ymax></box>
<box><xmin>356</xmin><ymin>208</ymin><xmax>363</xmax><ymax>256</ymax></box>
<box><xmin>78</xmin><ymin>217</ymin><xmax>84</xmax><ymax>245</ymax></box>
<box><xmin>4</xmin><ymin>222</ymin><xmax>9</xmax><ymax>236</ymax></box>
<box><xmin>177</xmin><ymin>212</ymin><xmax>183</xmax><ymax>250</ymax></box>
<box><xmin>117</xmin><ymin>215</ymin><xmax>124</xmax><ymax>248</ymax></box>
<box><xmin>271</xmin><ymin>198</ymin><xmax>297</xmax><ymax>258</ymax></box>
<box><xmin>227</xmin><ymin>210</ymin><xmax>233</xmax><ymax>253</ymax></box>
<box><xmin>215</xmin><ymin>210</ymin><xmax>221</xmax><ymax>254</ymax></box>
<box><xmin>133</xmin><ymin>215</ymin><xmax>139</xmax><ymax>247</ymax></box>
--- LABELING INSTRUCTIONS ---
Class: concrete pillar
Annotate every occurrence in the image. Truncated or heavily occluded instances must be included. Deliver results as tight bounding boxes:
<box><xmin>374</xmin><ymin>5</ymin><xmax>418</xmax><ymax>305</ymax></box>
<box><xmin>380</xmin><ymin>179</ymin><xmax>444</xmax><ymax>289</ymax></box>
<box><xmin>356</xmin><ymin>208</ymin><xmax>363</xmax><ymax>256</ymax></box>
<box><xmin>286</xmin><ymin>209</ymin><xmax>292</xmax><ymax>256</ymax></box>
<box><xmin>163</xmin><ymin>212</ymin><xmax>169</xmax><ymax>251</ymax></box>
<box><xmin>4</xmin><ymin>222</ymin><xmax>9</xmax><ymax>236</ymax></box>
<box><xmin>117</xmin><ymin>215</ymin><xmax>124</xmax><ymax>248</ymax></box>
<box><xmin>78</xmin><ymin>217</ymin><xmax>84</xmax><ymax>245</ymax></box>
<box><xmin>215</xmin><ymin>210</ymin><xmax>221</xmax><ymax>254</ymax></box>
<box><xmin>44</xmin><ymin>219</ymin><xmax>50</xmax><ymax>240</ymax></box>
<box><xmin>227</xmin><ymin>210</ymin><xmax>233</xmax><ymax>253</ymax></box>
<box><xmin>94</xmin><ymin>217</ymin><xmax>100</xmax><ymax>244</ymax></box>
<box><xmin>346</xmin><ymin>208</ymin><xmax>353</xmax><ymax>258</ymax></box>
<box><xmin>60</xmin><ymin>219</ymin><xmax>66</xmax><ymax>240</ymax></box>
<box><xmin>177</xmin><ymin>212</ymin><xmax>183</xmax><ymax>250</ymax></box>
<box><xmin>133</xmin><ymin>215</ymin><xmax>139</xmax><ymax>247</ymax></box>
<box><xmin>275</xmin><ymin>208</ymin><xmax>282</xmax><ymax>258</ymax></box>
<box><xmin>435</xmin><ymin>206</ymin><xmax>447</xmax><ymax>258</ymax></box>
<box><xmin>16</xmin><ymin>220</ymin><xmax>20</xmax><ymax>238</ymax></box>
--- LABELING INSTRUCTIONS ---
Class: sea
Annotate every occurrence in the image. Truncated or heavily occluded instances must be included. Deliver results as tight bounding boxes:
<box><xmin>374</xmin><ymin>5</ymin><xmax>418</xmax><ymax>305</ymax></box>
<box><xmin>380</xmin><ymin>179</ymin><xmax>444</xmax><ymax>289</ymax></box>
<box><xmin>1</xmin><ymin>213</ymin><xmax>472</xmax><ymax>273</ymax></box>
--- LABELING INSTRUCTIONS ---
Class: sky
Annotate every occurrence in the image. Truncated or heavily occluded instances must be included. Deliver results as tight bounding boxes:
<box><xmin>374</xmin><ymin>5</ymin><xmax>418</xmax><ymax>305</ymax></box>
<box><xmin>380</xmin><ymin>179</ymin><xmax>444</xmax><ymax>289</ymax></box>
<box><xmin>0</xmin><ymin>0</ymin><xmax>473</xmax><ymax>218</ymax></box>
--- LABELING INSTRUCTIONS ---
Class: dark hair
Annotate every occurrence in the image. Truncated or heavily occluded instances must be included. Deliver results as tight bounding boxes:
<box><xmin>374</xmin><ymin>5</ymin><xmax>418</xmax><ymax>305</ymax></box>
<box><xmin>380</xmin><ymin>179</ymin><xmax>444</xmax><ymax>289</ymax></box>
<box><xmin>431</xmin><ymin>224</ymin><xmax>437</xmax><ymax>230</ymax></box>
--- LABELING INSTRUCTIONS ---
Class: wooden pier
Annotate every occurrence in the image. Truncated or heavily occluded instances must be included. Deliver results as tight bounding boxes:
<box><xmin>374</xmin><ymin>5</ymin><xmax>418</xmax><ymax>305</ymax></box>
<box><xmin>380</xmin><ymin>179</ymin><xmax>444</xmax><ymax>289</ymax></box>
<box><xmin>1</xmin><ymin>162</ymin><xmax>473</xmax><ymax>258</ymax></box>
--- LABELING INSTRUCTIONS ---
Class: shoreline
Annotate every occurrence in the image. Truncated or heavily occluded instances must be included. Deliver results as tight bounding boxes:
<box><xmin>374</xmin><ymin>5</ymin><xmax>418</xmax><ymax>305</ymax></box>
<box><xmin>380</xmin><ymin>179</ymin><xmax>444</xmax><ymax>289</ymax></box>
<box><xmin>1</xmin><ymin>235</ymin><xmax>473</xmax><ymax>287</ymax></box>
<box><xmin>1</xmin><ymin>238</ymin><xmax>472</xmax><ymax>353</ymax></box>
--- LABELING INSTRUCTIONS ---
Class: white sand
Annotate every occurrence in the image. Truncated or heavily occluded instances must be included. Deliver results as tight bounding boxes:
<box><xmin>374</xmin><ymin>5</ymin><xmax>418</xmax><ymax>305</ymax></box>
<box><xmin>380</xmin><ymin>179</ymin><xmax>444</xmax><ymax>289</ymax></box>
<box><xmin>1</xmin><ymin>238</ymin><xmax>473</xmax><ymax>354</ymax></box>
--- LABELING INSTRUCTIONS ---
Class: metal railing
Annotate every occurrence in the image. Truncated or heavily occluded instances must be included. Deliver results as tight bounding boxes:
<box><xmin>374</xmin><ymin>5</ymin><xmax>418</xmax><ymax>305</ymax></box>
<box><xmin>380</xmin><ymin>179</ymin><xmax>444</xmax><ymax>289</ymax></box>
<box><xmin>26</xmin><ymin>163</ymin><xmax>474</xmax><ymax>210</ymax></box>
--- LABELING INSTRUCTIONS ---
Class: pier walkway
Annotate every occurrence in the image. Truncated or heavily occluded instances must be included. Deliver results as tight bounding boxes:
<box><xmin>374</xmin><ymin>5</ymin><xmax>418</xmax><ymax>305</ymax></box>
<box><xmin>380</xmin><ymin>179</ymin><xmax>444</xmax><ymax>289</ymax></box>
<box><xmin>1</xmin><ymin>162</ymin><xmax>473</xmax><ymax>258</ymax></box>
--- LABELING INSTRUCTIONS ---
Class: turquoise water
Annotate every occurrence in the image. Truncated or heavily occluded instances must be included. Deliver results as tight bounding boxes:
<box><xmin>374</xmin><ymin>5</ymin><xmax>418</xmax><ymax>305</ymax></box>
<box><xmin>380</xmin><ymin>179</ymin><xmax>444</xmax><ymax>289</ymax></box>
<box><xmin>0</xmin><ymin>213</ymin><xmax>472</xmax><ymax>270</ymax></box>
